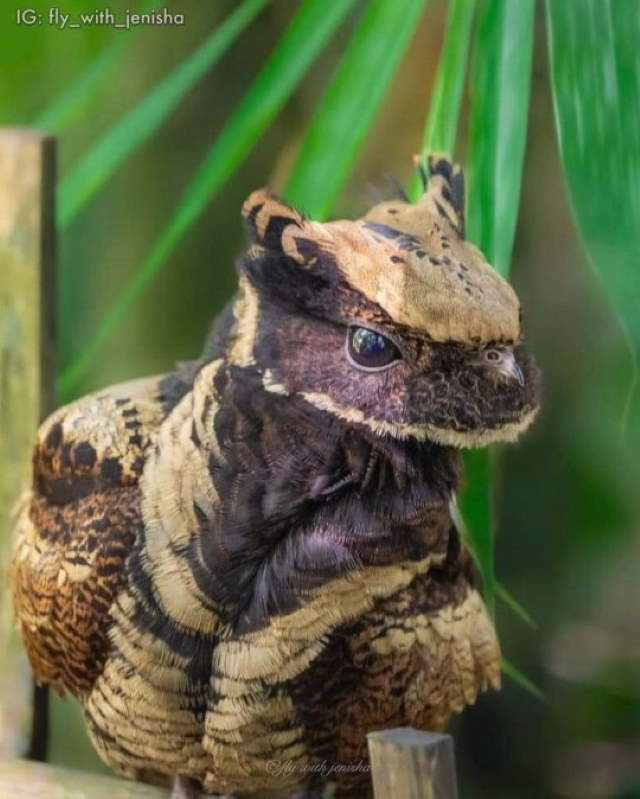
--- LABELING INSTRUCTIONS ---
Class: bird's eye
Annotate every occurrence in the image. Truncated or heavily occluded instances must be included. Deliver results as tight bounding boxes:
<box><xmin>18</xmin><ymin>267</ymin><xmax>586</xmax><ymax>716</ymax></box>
<box><xmin>484</xmin><ymin>349</ymin><xmax>502</xmax><ymax>363</ymax></box>
<box><xmin>346</xmin><ymin>327</ymin><xmax>400</xmax><ymax>371</ymax></box>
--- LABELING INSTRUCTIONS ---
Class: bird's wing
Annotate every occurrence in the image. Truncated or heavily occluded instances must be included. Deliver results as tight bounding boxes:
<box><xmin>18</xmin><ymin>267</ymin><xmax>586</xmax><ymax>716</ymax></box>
<box><xmin>10</xmin><ymin>374</ymin><xmax>172</xmax><ymax>698</ymax></box>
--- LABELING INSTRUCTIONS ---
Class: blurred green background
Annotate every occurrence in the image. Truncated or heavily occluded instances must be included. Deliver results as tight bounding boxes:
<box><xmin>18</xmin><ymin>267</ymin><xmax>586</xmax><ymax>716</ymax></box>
<box><xmin>1</xmin><ymin>0</ymin><xmax>639</xmax><ymax>797</ymax></box>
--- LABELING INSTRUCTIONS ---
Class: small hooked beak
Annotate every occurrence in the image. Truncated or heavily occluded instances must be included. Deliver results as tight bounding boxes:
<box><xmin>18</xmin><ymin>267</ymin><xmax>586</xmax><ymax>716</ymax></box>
<box><xmin>497</xmin><ymin>351</ymin><xmax>525</xmax><ymax>386</ymax></box>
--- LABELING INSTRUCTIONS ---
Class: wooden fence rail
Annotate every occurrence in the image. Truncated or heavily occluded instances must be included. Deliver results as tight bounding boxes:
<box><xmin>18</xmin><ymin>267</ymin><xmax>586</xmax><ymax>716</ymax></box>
<box><xmin>0</xmin><ymin>760</ymin><xmax>169</xmax><ymax>798</ymax></box>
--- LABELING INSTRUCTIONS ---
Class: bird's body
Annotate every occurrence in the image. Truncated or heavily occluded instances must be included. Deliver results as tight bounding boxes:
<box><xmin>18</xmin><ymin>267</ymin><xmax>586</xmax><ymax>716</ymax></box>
<box><xmin>11</xmin><ymin>158</ymin><xmax>539</xmax><ymax>797</ymax></box>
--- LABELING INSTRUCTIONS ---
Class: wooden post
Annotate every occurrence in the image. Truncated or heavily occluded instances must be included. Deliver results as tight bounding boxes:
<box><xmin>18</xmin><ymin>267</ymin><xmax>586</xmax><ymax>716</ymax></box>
<box><xmin>367</xmin><ymin>728</ymin><xmax>458</xmax><ymax>799</ymax></box>
<box><xmin>0</xmin><ymin>129</ymin><xmax>56</xmax><ymax>759</ymax></box>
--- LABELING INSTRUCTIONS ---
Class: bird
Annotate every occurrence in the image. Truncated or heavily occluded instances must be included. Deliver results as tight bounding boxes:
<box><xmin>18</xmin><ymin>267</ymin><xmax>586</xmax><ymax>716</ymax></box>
<box><xmin>10</xmin><ymin>156</ymin><xmax>540</xmax><ymax>798</ymax></box>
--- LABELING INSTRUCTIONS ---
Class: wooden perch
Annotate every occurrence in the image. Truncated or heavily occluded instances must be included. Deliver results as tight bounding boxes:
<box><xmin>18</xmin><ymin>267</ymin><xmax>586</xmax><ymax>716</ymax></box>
<box><xmin>0</xmin><ymin>129</ymin><xmax>56</xmax><ymax>758</ymax></box>
<box><xmin>367</xmin><ymin>727</ymin><xmax>458</xmax><ymax>799</ymax></box>
<box><xmin>0</xmin><ymin>760</ymin><xmax>170</xmax><ymax>798</ymax></box>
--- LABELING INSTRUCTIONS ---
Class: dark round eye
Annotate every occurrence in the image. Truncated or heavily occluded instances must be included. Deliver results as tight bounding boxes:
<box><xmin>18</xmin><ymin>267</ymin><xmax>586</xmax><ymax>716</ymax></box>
<box><xmin>346</xmin><ymin>327</ymin><xmax>400</xmax><ymax>371</ymax></box>
<box><xmin>484</xmin><ymin>349</ymin><xmax>502</xmax><ymax>362</ymax></box>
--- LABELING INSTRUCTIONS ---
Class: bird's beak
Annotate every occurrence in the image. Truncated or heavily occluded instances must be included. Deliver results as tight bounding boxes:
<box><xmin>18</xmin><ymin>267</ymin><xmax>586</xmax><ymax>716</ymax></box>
<box><xmin>497</xmin><ymin>352</ymin><xmax>525</xmax><ymax>386</ymax></box>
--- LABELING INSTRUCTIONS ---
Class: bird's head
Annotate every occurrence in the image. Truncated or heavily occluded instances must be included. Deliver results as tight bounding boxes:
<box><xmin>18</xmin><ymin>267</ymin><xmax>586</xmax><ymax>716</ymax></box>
<box><xmin>228</xmin><ymin>156</ymin><xmax>540</xmax><ymax>448</ymax></box>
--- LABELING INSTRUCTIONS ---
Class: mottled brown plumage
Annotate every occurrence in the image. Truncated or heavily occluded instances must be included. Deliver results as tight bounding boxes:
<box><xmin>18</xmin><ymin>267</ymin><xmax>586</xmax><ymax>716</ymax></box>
<box><xmin>11</xmin><ymin>157</ymin><xmax>540</xmax><ymax>798</ymax></box>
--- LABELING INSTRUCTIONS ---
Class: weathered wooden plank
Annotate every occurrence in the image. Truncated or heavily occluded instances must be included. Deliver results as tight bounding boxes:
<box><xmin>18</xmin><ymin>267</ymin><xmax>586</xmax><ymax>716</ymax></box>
<box><xmin>367</xmin><ymin>728</ymin><xmax>458</xmax><ymax>799</ymax></box>
<box><xmin>0</xmin><ymin>760</ymin><xmax>170</xmax><ymax>798</ymax></box>
<box><xmin>0</xmin><ymin>129</ymin><xmax>56</xmax><ymax>759</ymax></box>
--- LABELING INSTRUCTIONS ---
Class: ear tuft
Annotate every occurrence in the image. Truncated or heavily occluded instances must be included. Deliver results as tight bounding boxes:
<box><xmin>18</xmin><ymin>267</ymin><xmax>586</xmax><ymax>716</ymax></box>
<box><xmin>425</xmin><ymin>154</ymin><xmax>465</xmax><ymax>236</ymax></box>
<box><xmin>242</xmin><ymin>190</ymin><xmax>310</xmax><ymax>263</ymax></box>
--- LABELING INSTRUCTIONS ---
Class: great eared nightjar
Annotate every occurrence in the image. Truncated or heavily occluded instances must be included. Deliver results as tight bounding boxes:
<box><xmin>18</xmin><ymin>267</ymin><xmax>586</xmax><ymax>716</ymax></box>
<box><xmin>11</xmin><ymin>156</ymin><xmax>540</xmax><ymax>798</ymax></box>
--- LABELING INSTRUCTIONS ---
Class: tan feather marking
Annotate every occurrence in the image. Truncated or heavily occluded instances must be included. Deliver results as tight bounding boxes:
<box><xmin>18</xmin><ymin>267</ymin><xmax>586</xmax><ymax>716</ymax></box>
<box><xmin>212</xmin><ymin>558</ymin><xmax>437</xmax><ymax>681</ymax></box>
<box><xmin>253</xmin><ymin>203</ymin><xmax>272</xmax><ymax>240</ymax></box>
<box><xmin>247</xmin><ymin>191</ymin><xmax>303</xmax><ymax>241</ymax></box>
<box><xmin>227</xmin><ymin>277</ymin><xmax>260</xmax><ymax>367</ymax></box>
<box><xmin>262</xmin><ymin>369</ymin><xmax>289</xmax><ymax>396</ymax></box>
<box><xmin>300</xmin><ymin>390</ymin><xmax>539</xmax><ymax>447</ymax></box>
<box><xmin>110</xmin><ymin>601</ymin><xmax>192</xmax><ymax>678</ymax></box>
<box><xmin>140</xmin><ymin>363</ymin><xmax>224</xmax><ymax>633</ymax></box>
<box><xmin>243</xmin><ymin>189</ymin><xmax>334</xmax><ymax>265</ymax></box>
<box><xmin>280</xmin><ymin>220</ymin><xmax>332</xmax><ymax>266</ymax></box>
<box><xmin>60</xmin><ymin>559</ymin><xmax>94</xmax><ymax>582</ymax></box>
<box><xmin>36</xmin><ymin>375</ymin><xmax>165</xmax><ymax>482</ymax></box>
<box><xmin>191</xmin><ymin>359</ymin><xmax>224</xmax><ymax>459</ymax></box>
<box><xmin>87</xmin><ymin>650</ymin><xmax>208</xmax><ymax>778</ymax></box>
<box><xmin>366</xmin><ymin>588</ymin><xmax>501</xmax><ymax>697</ymax></box>
<box><xmin>293</xmin><ymin>193</ymin><xmax>520</xmax><ymax>342</ymax></box>
<box><xmin>202</xmin><ymin>696</ymin><xmax>306</xmax><ymax>794</ymax></box>
<box><xmin>91</xmin><ymin>666</ymin><xmax>199</xmax><ymax>730</ymax></box>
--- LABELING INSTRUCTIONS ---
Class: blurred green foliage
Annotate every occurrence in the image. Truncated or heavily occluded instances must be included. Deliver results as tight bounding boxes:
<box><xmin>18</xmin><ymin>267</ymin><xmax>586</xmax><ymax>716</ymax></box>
<box><xmin>35</xmin><ymin>0</ymin><xmax>163</xmax><ymax>133</ymax></box>
<box><xmin>57</xmin><ymin>0</ymin><xmax>357</xmax><ymax>398</ymax></box>
<box><xmin>1</xmin><ymin>0</ymin><xmax>638</xmax><ymax>796</ymax></box>
<box><xmin>57</xmin><ymin>0</ymin><xmax>270</xmax><ymax>227</ymax></box>
<box><xmin>547</xmin><ymin>0</ymin><xmax>640</xmax><ymax>446</ymax></box>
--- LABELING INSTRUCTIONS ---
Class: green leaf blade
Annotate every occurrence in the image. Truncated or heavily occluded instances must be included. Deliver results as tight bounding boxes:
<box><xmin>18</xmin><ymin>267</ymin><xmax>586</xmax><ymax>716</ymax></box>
<box><xmin>461</xmin><ymin>449</ymin><xmax>495</xmax><ymax>614</ymax></box>
<box><xmin>462</xmin><ymin>0</ymin><xmax>535</xmax><ymax>611</ymax></box>
<box><xmin>466</xmin><ymin>0</ymin><xmax>535</xmax><ymax>276</ymax></box>
<box><xmin>495</xmin><ymin>582</ymin><xmax>538</xmax><ymax>630</ymax></box>
<box><xmin>285</xmin><ymin>0</ymin><xmax>428</xmax><ymax>219</ymax></box>
<box><xmin>408</xmin><ymin>0</ymin><xmax>476</xmax><ymax>201</ymax></box>
<box><xmin>501</xmin><ymin>657</ymin><xmax>546</xmax><ymax>701</ymax></box>
<box><xmin>58</xmin><ymin>0</ymin><xmax>271</xmax><ymax>229</ymax></box>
